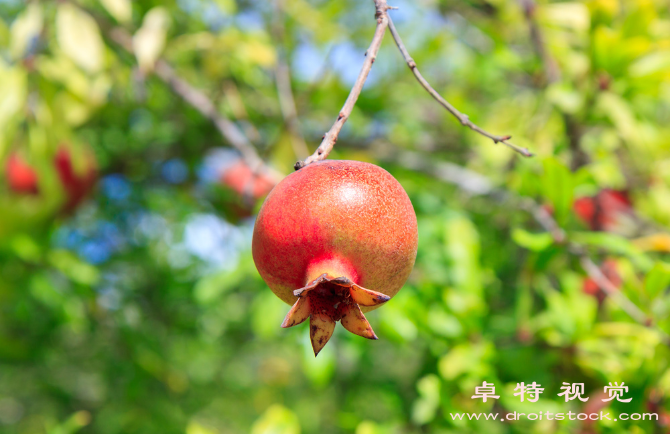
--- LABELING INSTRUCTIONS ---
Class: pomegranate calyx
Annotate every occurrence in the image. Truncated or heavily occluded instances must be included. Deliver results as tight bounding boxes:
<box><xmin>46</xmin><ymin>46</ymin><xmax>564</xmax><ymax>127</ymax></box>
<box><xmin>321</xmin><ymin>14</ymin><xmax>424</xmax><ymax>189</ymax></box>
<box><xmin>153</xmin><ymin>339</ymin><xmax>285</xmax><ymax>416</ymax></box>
<box><xmin>293</xmin><ymin>273</ymin><xmax>331</xmax><ymax>297</ymax></box>
<box><xmin>293</xmin><ymin>274</ymin><xmax>391</xmax><ymax>304</ymax></box>
<box><xmin>281</xmin><ymin>274</ymin><xmax>389</xmax><ymax>356</ymax></box>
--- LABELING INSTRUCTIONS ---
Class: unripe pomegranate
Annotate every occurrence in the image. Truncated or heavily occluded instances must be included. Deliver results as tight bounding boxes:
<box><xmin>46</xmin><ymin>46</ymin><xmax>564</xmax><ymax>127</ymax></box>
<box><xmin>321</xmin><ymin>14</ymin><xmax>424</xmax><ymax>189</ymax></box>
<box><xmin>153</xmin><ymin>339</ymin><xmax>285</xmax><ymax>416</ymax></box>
<box><xmin>5</xmin><ymin>153</ymin><xmax>39</xmax><ymax>195</ymax></box>
<box><xmin>252</xmin><ymin>160</ymin><xmax>418</xmax><ymax>355</ymax></box>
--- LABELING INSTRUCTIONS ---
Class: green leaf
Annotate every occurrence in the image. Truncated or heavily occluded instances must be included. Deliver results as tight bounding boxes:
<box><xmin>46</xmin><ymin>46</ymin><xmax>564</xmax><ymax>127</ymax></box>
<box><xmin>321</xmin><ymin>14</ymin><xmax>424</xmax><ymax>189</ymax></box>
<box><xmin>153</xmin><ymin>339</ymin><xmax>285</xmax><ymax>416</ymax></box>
<box><xmin>9</xmin><ymin>234</ymin><xmax>42</xmax><ymax>262</ymax></box>
<box><xmin>0</xmin><ymin>64</ymin><xmax>27</xmax><ymax>130</ymax></box>
<box><xmin>542</xmin><ymin>157</ymin><xmax>574</xmax><ymax>225</ymax></box>
<box><xmin>186</xmin><ymin>421</ymin><xmax>218</xmax><ymax>434</ymax></box>
<box><xmin>443</xmin><ymin>214</ymin><xmax>482</xmax><ymax>295</ymax></box>
<box><xmin>99</xmin><ymin>0</ymin><xmax>132</xmax><ymax>24</ymax></box>
<box><xmin>438</xmin><ymin>342</ymin><xmax>492</xmax><ymax>380</ymax></box>
<box><xmin>629</xmin><ymin>51</ymin><xmax>670</xmax><ymax>77</ymax></box>
<box><xmin>538</xmin><ymin>2</ymin><xmax>590</xmax><ymax>32</ymax></box>
<box><xmin>597</xmin><ymin>92</ymin><xmax>639</xmax><ymax>143</ymax></box>
<box><xmin>213</xmin><ymin>0</ymin><xmax>237</xmax><ymax>14</ymax></box>
<box><xmin>571</xmin><ymin>231</ymin><xmax>653</xmax><ymax>271</ymax></box>
<box><xmin>512</xmin><ymin>228</ymin><xmax>554</xmax><ymax>252</ymax></box>
<box><xmin>193</xmin><ymin>269</ymin><xmax>242</xmax><ymax>304</ymax></box>
<box><xmin>411</xmin><ymin>374</ymin><xmax>441</xmax><ymax>425</ymax></box>
<box><xmin>644</xmin><ymin>262</ymin><xmax>670</xmax><ymax>299</ymax></box>
<box><xmin>546</xmin><ymin>83</ymin><xmax>583</xmax><ymax>114</ymax></box>
<box><xmin>9</xmin><ymin>3</ymin><xmax>43</xmax><ymax>59</ymax></box>
<box><xmin>251</xmin><ymin>405</ymin><xmax>300</xmax><ymax>434</ymax></box>
<box><xmin>56</xmin><ymin>4</ymin><xmax>105</xmax><ymax>73</ymax></box>
<box><xmin>427</xmin><ymin>307</ymin><xmax>463</xmax><ymax>338</ymax></box>
<box><xmin>133</xmin><ymin>7</ymin><xmax>170</xmax><ymax>73</ymax></box>
<box><xmin>48</xmin><ymin>250</ymin><xmax>100</xmax><ymax>286</ymax></box>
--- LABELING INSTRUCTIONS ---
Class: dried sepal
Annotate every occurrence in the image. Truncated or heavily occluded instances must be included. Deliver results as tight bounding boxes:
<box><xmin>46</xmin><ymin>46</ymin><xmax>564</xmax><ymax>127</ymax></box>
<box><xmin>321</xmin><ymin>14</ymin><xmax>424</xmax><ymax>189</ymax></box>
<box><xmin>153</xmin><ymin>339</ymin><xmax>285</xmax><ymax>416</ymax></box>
<box><xmin>310</xmin><ymin>313</ymin><xmax>336</xmax><ymax>356</ymax></box>
<box><xmin>341</xmin><ymin>302</ymin><xmax>378</xmax><ymax>340</ymax></box>
<box><xmin>349</xmin><ymin>284</ymin><xmax>390</xmax><ymax>306</ymax></box>
<box><xmin>282</xmin><ymin>274</ymin><xmax>389</xmax><ymax>356</ymax></box>
<box><xmin>281</xmin><ymin>296</ymin><xmax>310</xmax><ymax>328</ymax></box>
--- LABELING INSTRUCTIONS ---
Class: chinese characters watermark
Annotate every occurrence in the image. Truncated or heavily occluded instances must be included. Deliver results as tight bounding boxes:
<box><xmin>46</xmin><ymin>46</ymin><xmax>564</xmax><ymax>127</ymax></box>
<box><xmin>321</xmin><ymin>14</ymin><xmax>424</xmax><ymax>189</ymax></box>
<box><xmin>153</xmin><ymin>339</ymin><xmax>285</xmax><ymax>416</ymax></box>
<box><xmin>471</xmin><ymin>382</ymin><xmax>500</xmax><ymax>402</ymax></box>
<box><xmin>470</xmin><ymin>381</ymin><xmax>632</xmax><ymax>403</ymax></box>
<box><xmin>603</xmin><ymin>382</ymin><xmax>632</xmax><ymax>403</ymax></box>
<box><xmin>558</xmin><ymin>383</ymin><xmax>589</xmax><ymax>402</ymax></box>
<box><xmin>514</xmin><ymin>382</ymin><xmax>544</xmax><ymax>402</ymax></box>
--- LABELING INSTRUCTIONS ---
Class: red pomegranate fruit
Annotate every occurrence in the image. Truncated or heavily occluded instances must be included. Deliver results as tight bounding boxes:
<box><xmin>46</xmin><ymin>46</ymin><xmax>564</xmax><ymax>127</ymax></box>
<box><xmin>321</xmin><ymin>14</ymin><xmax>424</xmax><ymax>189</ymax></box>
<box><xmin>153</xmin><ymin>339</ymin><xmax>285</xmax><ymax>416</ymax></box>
<box><xmin>573</xmin><ymin>189</ymin><xmax>633</xmax><ymax>233</ymax></box>
<box><xmin>220</xmin><ymin>160</ymin><xmax>276</xmax><ymax>200</ymax></box>
<box><xmin>252</xmin><ymin>160</ymin><xmax>418</xmax><ymax>355</ymax></box>
<box><xmin>5</xmin><ymin>153</ymin><xmax>39</xmax><ymax>195</ymax></box>
<box><xmin>4</xmin><ymin>146</ymin><xmax>96</xmax><ymax>213</ymax></box>
<box><xmin>582</xmin><ymin>258</ymin><xmax>621</xmax><ymax>302</ymax></box>
<box><xmin>54</xmin><ymin>146</ymin><xmax>97</xmax><ymax>214</ymax></box>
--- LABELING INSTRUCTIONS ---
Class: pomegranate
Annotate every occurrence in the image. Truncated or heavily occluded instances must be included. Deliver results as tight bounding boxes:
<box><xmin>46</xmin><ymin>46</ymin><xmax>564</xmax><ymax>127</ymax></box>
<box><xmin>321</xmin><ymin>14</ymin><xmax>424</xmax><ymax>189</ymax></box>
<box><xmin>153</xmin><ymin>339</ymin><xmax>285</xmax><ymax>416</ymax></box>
<box><xmin>252</xmin><ymin>160</ymin><xmax>418</xmax><ymax>355</ymax></box>
<box><xmin>54</xmin><ymin>146</ymin><xmax>97</xmax><ymax>214</ymax></box>
<box><xmin>573</xmin><ymin>189</ymin><xmax>634</xmax><ymax>233</ymax></box>
<box><xmin>3</xmin><ymin>146</ymin><xmax>96</xmax><ymax>213</ymax></box>
<box><xmin>220</xmin><ymin>160</ymin><xmax>276</xmax><ymax>200</ymax></box>
<box><xmin>5</xmin><ymin>153</ymin><xmax>39</xmax><ymax>195</ymax></box>
<box><xmin>582</xmin><ymin>259</ymin><xmax>621</xmax><ymax>302</ymax></box>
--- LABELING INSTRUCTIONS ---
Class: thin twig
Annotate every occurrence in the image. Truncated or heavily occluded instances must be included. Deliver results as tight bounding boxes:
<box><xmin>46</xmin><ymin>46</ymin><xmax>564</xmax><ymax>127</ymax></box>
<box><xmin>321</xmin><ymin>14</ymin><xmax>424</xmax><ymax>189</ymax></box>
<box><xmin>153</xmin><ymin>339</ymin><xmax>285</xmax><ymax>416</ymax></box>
<box><xmin>529</xmin><ymin>205</ymin><xmax>658</xmax><ymax>332</ymax></box>
<box><xmin>519</xmin><ymin>0</ymin><xmax>591</xmax><ymax>170</ymax></box>
<box><xmin>578</xmin><ymin>255</ymin><xmax>651</xmax><ymax>324</ymax></box>
<box><xmin>221</xmin><ymin>80</ymin><xmax>263</xmax><ymax>145</ymax></box>
<box><xmin>294</xmin><ymin>0</ymin><xmax>391</xmax><ymax>170</ymax></box>
<box><xmin>385</xmin><ymin>15</ymin><xmax>533</xmax><ymax>158</ymax></box>
<box><xmin>108</xmin><ymin>27</ymin><xmax>283</xmax><ymax>183</ymax></box>
<box><xmin>518</xmin><ymin>198</ymin><xmax>566</xmax><ymax>243</ymax></box>
<box><xmin>391</xmin><ymin>150</ymin><xmax>495</xmax><ymax>196</ymax></box>
<box><xmin>519</xmin><ymin>0</ymin><xmax>560</xmax><ymax>84</ymax></box>
<box><xmin>276</xmin><ymin>61</ymin><xmax>310</xmax><ymax>159</ymax></box>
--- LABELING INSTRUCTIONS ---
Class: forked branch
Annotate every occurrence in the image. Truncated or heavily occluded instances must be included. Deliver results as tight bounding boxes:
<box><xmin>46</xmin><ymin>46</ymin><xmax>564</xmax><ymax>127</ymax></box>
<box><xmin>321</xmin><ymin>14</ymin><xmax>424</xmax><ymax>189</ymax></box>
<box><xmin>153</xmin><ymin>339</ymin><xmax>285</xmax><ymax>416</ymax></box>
<box><xmin>296</xmin><ymin>1</ymin><xmax>533</xmax><ymax>170</ymax></box>
<box><xmin>294</xmin><ymin>0</ymin><xmax>391</xmax><ymax>170</ymax></box>
<box><xmin>108</xmin><ymin>27</ymin><xmax>283</xmax><ymax>183</ymax></box>
<box><xmin>386</xmin><ymin>15</ymin><xmax>533</xmax><ymax>157</ymax></box>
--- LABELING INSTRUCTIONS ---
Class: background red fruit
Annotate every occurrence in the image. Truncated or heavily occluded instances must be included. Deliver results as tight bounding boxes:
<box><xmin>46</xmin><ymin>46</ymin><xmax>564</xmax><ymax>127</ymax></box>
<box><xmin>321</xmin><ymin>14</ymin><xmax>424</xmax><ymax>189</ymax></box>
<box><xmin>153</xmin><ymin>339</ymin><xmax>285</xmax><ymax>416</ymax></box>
<box><xmin>5</xmin><ymin>153</ymin><xmax>39</xmax><ymax>195</ymax></box>
<box><xmin>252</xmin><ymin>160</ymin><xmax>418</xmax><ymax>354</ymax></box>
<box><xmin>573</xmin><ymin>189</ymin><xmax>633</xmax><ymax>232</ymax></box>
<box><xmin>54</xmin><ymin>146</ymin><xmax>97</xmax><ymax>213</ymax></box>
<box><xmin>2</xmin><ymin>145</ymin><xmax>97</xmax><ymax>219</ymax></box>
<box><xmin>220</xmin><ymin>160</ymin><xmax>276</xmax><ymax>200</ymax></box>
<box><xmin>582</xmin><ymin>259</ymin><xmax>621</xmax><ymax>302</ymax></box>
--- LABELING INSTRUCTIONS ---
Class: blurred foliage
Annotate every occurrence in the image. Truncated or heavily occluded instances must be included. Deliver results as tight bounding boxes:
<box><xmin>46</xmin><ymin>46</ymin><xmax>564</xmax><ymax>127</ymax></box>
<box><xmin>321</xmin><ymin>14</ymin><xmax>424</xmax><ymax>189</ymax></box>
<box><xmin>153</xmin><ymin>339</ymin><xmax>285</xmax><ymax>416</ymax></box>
<box><xmin>0</xmin><ymin>0</ymin><xmax>670</xmax><ymax>433</ymax></box>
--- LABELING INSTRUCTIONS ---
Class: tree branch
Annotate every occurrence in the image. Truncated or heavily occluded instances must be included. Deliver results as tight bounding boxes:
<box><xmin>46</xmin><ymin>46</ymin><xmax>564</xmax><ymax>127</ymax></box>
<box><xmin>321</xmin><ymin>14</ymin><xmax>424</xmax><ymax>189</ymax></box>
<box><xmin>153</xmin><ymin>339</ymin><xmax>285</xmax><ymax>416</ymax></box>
<box><xmin>519</xmin><ymin>0</ymin><xmax>590</xmax><ymax>170</ymax></box>
<box><xmin>577</xmin><ymin>254</ymin><xmax>650</xmax><ymax>324</ymax></box>
<box><xmin>390</xmin><ymin>150</ymin><xmax>495</xmax><ymax>196</ymax></box>
<box><xmin>276</xmin><ymin>61</ymin><xmax>310</xmax><ymax>159</ymax></box>
<box><xmin>295</xmin><ymin>0</ymin><xmax>534</xmax><ymax>170</ymax></box>
<box><xmin>108</xmin><ymin>27</ymin><xmax>283</xmax><ymax>183</ymax></box>
<box><xmin>377</xmin><ymin>145</ymin><xmax>667</xmax><ymax>340</ymax></box>
<box><xmin>294</xmin><ymin>0</ymin><xmax>391</xmax><ymax>170</ymax></box>
<box><xmin>386</xmin><ymin>14</ymin><xmax>533</xmax><ymax>158</ymax></box>
<box><xmin>519</xmin><ymin>0</ymin><xmax>560</xmax><ymax>85</ymax></box>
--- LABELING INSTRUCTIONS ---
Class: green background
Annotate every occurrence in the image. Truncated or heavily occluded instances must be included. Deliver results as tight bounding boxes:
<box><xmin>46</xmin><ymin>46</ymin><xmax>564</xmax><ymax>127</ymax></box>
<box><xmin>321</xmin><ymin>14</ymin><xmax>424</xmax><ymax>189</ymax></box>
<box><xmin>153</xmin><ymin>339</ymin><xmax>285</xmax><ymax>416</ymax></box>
<box><xmin>0</xmin><ymin>0</ymin><xmax>669</xmax><ymax>432</ymax></box>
